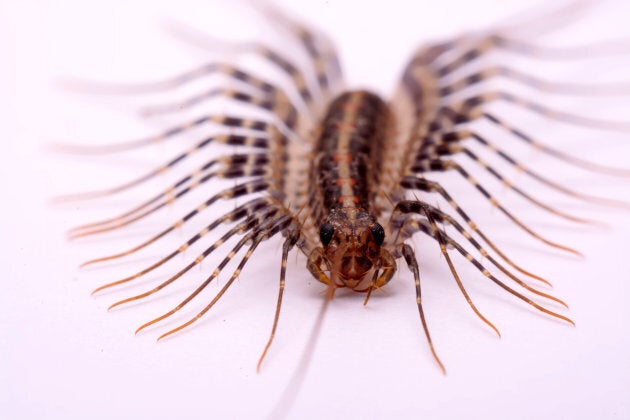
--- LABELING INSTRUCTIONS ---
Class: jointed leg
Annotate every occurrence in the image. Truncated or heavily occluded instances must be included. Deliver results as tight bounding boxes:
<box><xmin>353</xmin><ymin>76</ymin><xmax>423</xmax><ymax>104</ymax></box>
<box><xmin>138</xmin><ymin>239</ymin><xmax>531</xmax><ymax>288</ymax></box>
<box><xmin>94</xmin><ymin>205</ymin><xmax>280</xmax><ymax>296</ymax></box>
<box><xmin>132</xmin><ymin>215</ymin><xmax>293</xmax><ymax>335</ymax></box>
<box><xmin>400</xmin><ymin>243</ymin><xmax>446</xmax><ymax>374</ymax></box>
<box><xmin>70</xmin><ymin>179</ymin><xmax>271</xmax><ymax>238</ymax></box>
<box><xmin>394</xmin><ymin>201</ymin><xmax>573</xmax><ymax>332</ymax></box>
<box><xmin>400</xmin><ymin>175</ymin><xmax>581</xmax><ymax>256</ymax></box>
<box><xmin>81</xmin><ymin>197</ymin><xmax>276</xmax><ymax>268</ymax></box>
<box><xmin>257</xmin><ymin>223</ymin><xmax>301</xmax><ymax>371</ymax></box>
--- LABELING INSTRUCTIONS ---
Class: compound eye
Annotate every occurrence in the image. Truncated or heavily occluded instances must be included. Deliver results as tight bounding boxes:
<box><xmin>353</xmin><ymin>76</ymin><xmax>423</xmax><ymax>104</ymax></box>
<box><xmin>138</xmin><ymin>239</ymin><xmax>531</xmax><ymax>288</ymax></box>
<box><xmin>319</xmin><ymin>223</ymin><xmax>335</xmax><ymax>246</ymax></box>
<box><xmin>371</xmin><ymin>223</ymin><xmax>385</xmax><ymax>246</ymax></box>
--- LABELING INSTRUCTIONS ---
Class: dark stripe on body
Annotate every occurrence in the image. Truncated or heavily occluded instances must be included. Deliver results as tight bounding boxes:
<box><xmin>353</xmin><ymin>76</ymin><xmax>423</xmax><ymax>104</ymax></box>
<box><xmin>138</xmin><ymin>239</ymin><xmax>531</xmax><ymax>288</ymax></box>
<box><xmin>311</xmin><ymin>90</ymin><xmax>390</xmax><ymax>216</ymax></box>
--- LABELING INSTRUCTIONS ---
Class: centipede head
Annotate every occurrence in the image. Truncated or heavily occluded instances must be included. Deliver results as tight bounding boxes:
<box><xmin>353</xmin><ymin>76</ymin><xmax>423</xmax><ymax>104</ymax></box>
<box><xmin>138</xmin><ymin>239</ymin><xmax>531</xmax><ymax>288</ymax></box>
<box><xmin>317</xmin><ymin>208</ymin><xmax>387</xmax><ymax>291</ymax></box>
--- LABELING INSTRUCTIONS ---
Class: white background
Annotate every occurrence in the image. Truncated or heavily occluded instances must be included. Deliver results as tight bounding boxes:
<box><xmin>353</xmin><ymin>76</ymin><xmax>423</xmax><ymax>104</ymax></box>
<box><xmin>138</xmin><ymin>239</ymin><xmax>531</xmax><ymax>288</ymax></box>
<box><xmin>1</xmin><ymin>1</ymin><xmax>630</xmax><ymax>419</ymax></box>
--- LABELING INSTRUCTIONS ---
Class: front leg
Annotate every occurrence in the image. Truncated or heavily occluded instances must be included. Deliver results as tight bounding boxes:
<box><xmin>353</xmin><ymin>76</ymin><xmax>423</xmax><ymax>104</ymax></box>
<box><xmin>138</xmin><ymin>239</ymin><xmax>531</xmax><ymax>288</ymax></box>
<box><xmin>363</xmin><ymin>249</ymin><xmax>397</xmax><ymax>304</ymax></box>
<box><xmin>400</xmin><ymin>243</ymin><xmax>446</xmax><ymax>375</ymax></box>
<box><xmin>307</xmin><ymin>247</ymin><xmax>331</xmax><ymax>285</ymax></box>
<box><xmin>374</xmin><ymin>249</ymin><xmax>397</xmax><ymax>288</ymax></box>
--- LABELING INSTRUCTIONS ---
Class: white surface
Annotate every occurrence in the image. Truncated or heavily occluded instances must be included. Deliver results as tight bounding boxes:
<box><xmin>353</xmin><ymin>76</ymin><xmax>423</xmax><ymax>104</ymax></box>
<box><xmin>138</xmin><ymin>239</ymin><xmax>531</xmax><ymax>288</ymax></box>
<box><xmin>1</xmin><ymin>1</ymin><xmax>630</xmax><ymax>419</ymax></box>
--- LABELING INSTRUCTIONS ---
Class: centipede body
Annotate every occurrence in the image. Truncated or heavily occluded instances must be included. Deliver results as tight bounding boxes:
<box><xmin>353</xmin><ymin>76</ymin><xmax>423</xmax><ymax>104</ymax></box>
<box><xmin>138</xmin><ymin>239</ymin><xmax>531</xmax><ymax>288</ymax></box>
<box><xmin>52</xmin><ymin>0</ymin><xmax>630</xmax><ymax>406</ymax></box>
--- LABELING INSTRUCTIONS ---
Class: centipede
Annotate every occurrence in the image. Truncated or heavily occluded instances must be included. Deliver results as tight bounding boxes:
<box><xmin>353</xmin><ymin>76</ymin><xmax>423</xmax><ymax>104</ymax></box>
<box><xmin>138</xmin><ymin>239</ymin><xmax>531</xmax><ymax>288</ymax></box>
<box><xmin>59</xmin><ymin>0</ymin><xmax>630</xmax><ymax>379</ymax></box>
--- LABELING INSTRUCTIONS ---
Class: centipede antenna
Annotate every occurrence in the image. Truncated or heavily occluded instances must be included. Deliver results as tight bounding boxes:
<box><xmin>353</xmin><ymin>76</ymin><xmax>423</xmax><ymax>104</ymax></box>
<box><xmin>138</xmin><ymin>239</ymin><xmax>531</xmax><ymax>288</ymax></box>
<box><xmin>267</xmin><ymin>279</ymin><xmax>335</xmax><ymax>420</ymax></box>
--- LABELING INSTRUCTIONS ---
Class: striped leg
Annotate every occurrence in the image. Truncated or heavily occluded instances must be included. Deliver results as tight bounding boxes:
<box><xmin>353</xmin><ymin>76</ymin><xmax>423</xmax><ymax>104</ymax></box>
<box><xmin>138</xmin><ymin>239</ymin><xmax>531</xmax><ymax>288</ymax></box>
<box><xmin>481</xmin><ymin>112</ymin><xmax>630</xmax><ymax>177</ymax></box>
<box><xmin>420</xmin><ymin>129</ymin><xmax>630</xmax><ymax>208</ymax></box>
<box><xmin>254</xmin><ymin>1</ymin><xmax>344</xmax><ymax>98</ymax></box>
<box><xmin>94</xmin><ymin>205</ymin><xmax>281</xmax><ymax>297</ymax></box>
<box><xmin>70</xmin><ymin>179</ymin><xmax>270</xmax><ymax>239</ymax></box>
<box><xmin>231</xmin><ymin>43</ymin><xmax>321</xmax><ymax>115</ymax></box>
<box><xmin>159</xmin><ymin>19</ymin><xmax>322</xmax><ymax>116</ymax></box>
<box><xmin>60</xmin><ymin>133</ymin><xmax>271</xmax><ymax>202</ymax></box>
<box><xmin>69</xmin><ymin>152</ymin><xmax>271</xmax><ymax>237</ymax></box>
<box><xmin>432</xmin><ymin>34</ymin><xmax>630</xmax><ymax>78</ymax></box>
<box><xmin>397</xmin><ymin>32</ymin><xmax>630</xmax><ymax>144</ymax></box>
<box><xmin>440</xmin><ymin>91</ymin><xmax>630</xmax><ymax>132</ymax></box>
<box><xmin>133</xmin><ymin>215</ymin><xmax>293</xmax><ymax>338</ymax></box>
<box><xmin>81</xmin><ymin>197</ymin><xmax>277</xmax><ymax>268</ymax></box>
<box><xmin>438</xmin><ymin>65</ymin><xmax>630</xmax><ymax>97</ymax></box>
<box><xmin>419</xmin><ymin>111</ymin><xmax>630</xmax><ymax>178</ymax></box>
<box><xmin>57</xmin><ymin>115</ymin><xmax>282</xmax><ymax>155</ymax></box>
<box><xmin>64</xmin><ymin>46</ymin><xmax>318</xmax><ymax>118</ymax></box>
<box><xmin>392</xmin><ymin>203</ymin><xmax>566</xmax><ymax>304</ymax></box>
<box><xmin>397</xmin><ymin>206</ymin><xmax>575</xmax><ymax>324</ymax></box>
<box><xmin>400</xmin><ymin>242</ymin><xmax>445</xmax><ymax>374</ymax></box>
<box><xmin>257</xmin><ymin>222</ymin><xmax>301</xmax><ymax>371</ymax></box>
<box><xmin>412</xmin><ymin>155</ymin><xmax>599</xmax><ymax>225</ymax></box>
<box><xmin>395</xmin><ymin>197</ymin><xmax>508</xmax><ymax>373</ymax></box>
<box><xmin>399</xmin><ymin>175</ymin><xmax>580</xmax><ymax>256</ymax></box>
<box><xmin>389</xmin><ymin>198</ymin><xmax>549</xmax><ymax>287</ymax></box>
<box><xmin>399</xmin><ymin>30</ymin><xmax>630</xmax><ymax>119</ymax></box>
<box><xmin>138</xmin><ymin>87</ymin><xmax>300</xmax><ymax>137</ymax></box>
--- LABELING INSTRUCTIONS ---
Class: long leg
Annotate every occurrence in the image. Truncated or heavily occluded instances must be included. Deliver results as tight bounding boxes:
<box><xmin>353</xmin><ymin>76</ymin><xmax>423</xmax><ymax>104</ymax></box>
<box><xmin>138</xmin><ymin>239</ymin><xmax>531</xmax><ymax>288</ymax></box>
<box><xmin>439</xmin><ymin>65</ymin><xmax>630</xmax><ymax>97</ymax></box>
<box><xmin>401</xmin><ymin>30</ymin><xmax>630</xmax><ymax>93</ymax></box>
<box><xmin>140</xmin><ymin>215</ymin><xmax>293</xmax><ymax>339</ymax></box>
<box><xmin>159</xmin><ymin>19</ymin><xmax>322</xmax><ymax>115</ymax></box>
<box><xmin>421</xmin><ymin>111</ymin><xmax>630</xmax><ymax>178</ymax></box>
<box><xmin>419</xmin><ymin>129</ymin><xmax>630</xmax><ymax>207</ymax></box>
<box><xmin>81</xmin><ymin>197</ymin><xmax>276</xmax><ymax>268</ymax></box>
<box><xmin>94</xmin><ymin>205</ymin><xmax>280</xmax><ymax>296</ymax></box>
<box><xmin>56</xmin><ymin>115</ymin><xmax>282</xmax><ymax>155</ymax></box>
<box><xmin>257</xmin><ymin>223</ymin><xmax>301</xmax><ymax>371</ymax></box>
<box><xmin>491</xmin><ymin>35</ymin><xmax>630</xmax><ymax>61</ymax></box>
<box><xmin>482</xmin><ymin>112</ymin><xmax>630</xmax><ymax>177</ymax></box>
<box><xmin>440</xmin><ymin>91</ymin><xmax>630</xmax><ymax>132</ymax></box>
<box><xmin>400</xmin><ymin>175</ymin><xmax>580</xmax><ymax>256</ymax></box>
<box><xmin>137</xmin><ymin>88</ymin><xmax>299</xmax><ymax>135</ymax></box>
<box><xmin>393</xmin><ymin>173</ymin><xmax>548</xmax><ymax>285</ymax></box>
<box><xmin>252</xmin><ymin>1</ymin><xmax>344</xmax><ymax>98</ymax></box>
<box><xmin>413</xmin><ymin>155</ymin><xmax>599</xmax><ymax>225</ymax></box>
<box><xmin>432</xmin><ymin>34</ymin><xmax>630</xmax><ymax>78</ymax></box>
<box><xmin>396</xmin><ymin>33</ymin><xmax>630</xmax><ymax>146</ymax></box>
<box><xmin>393</xmin><ymin>203</ymin><xmax>567</xmax><ymax>305</ymax></box>
<box><xmin>70</xmin><ymin>178</ymin><xmax>270</xmax><ymax>239</ymax></box>
<box><xmin>394</xmin><ymin>201</ymin><xmax>574</xmax><ymax>324</ymax></box>
<box><xmin>68</xmin><ymin>132</ymin><xmax>271</xmax><ymax>201</ymax></box>
<box><xmin>399</xmin><ymin>202</ymin><xmax>501</xmax><ymax>336</ymax></box>
<box><xmin>402</xmin><ymin>217</ymin><xmax>573</xmax><ymax>324</ymax></box>
<box><xmin>110</xmin><ymin>214</ymin><xmax>288</xmax><ymax>312</ymax></box>
<box><xmin>400</xmin><ymin>243</ymin><xmax>446</xmax><ymax>374</ymax></box>
<box><xmin>63</xmin><ymin>42</ymin><xmax>318</xmax><ymax>118</ymax></box>
<box><xmin>69</xmin><ymin>152</ymin><xmax>270</xmax><ymax>236</ymax></box>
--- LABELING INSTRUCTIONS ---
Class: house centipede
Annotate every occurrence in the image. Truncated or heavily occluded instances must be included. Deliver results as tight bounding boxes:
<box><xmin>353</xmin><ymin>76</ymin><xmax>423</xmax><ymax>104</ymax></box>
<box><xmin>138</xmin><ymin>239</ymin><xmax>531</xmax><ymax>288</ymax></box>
<box><xmin>60</xmin><ymin>1</ymin><xmax>630</xmax><ymax>375</ymax></box>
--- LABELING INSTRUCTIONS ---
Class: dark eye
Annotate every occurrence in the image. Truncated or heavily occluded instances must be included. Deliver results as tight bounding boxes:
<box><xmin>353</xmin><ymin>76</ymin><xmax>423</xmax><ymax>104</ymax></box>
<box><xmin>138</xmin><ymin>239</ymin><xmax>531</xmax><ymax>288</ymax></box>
<box><xmin>319</xmin><ymin>223</ymin><xmax>334</xmax><ymax>246</ymax></box>
<box><xmin>371</xmin><ymin>223</ymin><xmax>385</xmax><ymax>246</ymax></box>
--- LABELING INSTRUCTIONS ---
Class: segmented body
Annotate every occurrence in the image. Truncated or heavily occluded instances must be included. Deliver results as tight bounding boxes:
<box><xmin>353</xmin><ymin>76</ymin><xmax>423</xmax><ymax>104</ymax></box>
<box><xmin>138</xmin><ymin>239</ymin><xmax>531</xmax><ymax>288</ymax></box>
<box><xmin>63</xmin><ymin>3</ymin><xmax>630</xmax><ymax>373</ymax></box>
<box><xmin>306</xmin><ymin>91</ymin><xmax>394</xmax><ymax>291</ymax></box>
